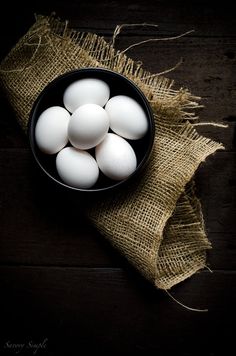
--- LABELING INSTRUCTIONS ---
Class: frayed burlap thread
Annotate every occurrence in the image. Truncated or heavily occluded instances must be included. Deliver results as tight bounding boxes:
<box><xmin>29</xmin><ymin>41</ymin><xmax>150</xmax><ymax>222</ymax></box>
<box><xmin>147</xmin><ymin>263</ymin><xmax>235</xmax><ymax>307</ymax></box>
<box><xmin>0</xmin><ymin>15</ymin><xmax>223</xmax><ymax>289</ymax></box>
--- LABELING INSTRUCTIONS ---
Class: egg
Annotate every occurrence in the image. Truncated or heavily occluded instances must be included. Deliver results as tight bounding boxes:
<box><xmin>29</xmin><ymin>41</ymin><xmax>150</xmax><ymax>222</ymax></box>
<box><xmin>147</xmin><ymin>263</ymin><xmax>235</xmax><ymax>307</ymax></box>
<box><xmin>35</xmin><ymin>106</ymin><xmax>70</xmax><ymax>154</ymax></box>
<box><xmin>68</xmin><ymin>103</ymin><xmax>110</xmax><ymax>150</ymax></box>
<box><xmin>56</xmin><ymin>147</ymin><xmax>99</xmax><ymax>189</ymax></box>
<box><xmin>63</xmin><ymin>78</ymin><xmax>110</xmax><ymax>113</ymax></box>
<box><xmin>95</xmin><ymin>133</ymin><xmax>137</xmax><ymax>181</ymax></box>
<box><xmin>105</xmin><ymin>95</ymin><xmax>148</xmax><ymax>140</ymax></box>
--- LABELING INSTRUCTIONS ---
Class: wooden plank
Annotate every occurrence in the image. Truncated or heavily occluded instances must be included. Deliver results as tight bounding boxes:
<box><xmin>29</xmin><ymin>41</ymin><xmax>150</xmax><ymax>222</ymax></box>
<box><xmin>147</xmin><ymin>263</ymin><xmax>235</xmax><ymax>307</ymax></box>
<box><xmin>1</xmin><ymin>0</ymin><xmax>236</xmax><ymax>53</ymax></box>
<box><xmin>0</xmin><ymin>97</ymin><xmax>26</xmax><ymax>148</ymax></box>
<box><xmin>0</xmin><ymin>149</ymin><xmax>235</xmax><ymax>270</ymax></box>
<box><xmin>196</xmin><ymin>151</ymin><xmax>236</xmax><ymax>233</ymax></box>
<box><xmin>0</xmin><ymin>266</ymin><xmax>235</xmax><ymax>355</ymax></box>
<box><xmin>208</xmin><ymin>233</ymin><xmax>236</xmax><ymax>270</ymax></box>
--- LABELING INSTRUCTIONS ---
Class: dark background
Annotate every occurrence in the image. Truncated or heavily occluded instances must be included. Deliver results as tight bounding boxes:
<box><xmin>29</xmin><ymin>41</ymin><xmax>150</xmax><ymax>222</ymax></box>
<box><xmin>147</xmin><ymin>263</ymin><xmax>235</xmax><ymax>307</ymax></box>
<box><xmin>0</xmin><ymin>1</ymin><xmax>235</xmax><ymax>355</ymax></box>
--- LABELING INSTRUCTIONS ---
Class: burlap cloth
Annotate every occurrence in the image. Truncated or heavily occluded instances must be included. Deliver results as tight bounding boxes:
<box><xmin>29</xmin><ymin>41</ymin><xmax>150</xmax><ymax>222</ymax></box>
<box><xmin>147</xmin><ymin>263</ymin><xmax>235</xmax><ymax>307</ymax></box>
<box><xmin>0</xmin><ymin>15</ymin><xmax>224</xmax><ymax>290</ymax></box>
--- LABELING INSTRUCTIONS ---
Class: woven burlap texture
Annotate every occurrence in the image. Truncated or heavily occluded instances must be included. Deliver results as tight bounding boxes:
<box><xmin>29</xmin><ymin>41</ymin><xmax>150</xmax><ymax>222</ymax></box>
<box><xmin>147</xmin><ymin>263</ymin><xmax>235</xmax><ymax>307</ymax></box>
<box><xmin>0</xmin><ymin>15</ymin><xmax>223</xmax><ymax>290</ymax></box>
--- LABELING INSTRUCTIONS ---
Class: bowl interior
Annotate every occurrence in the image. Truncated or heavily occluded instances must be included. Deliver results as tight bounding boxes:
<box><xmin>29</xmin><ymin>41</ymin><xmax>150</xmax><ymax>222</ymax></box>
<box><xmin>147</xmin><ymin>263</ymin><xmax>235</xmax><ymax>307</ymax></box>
<box><xmin>28</xmin><ymin>68</ymin><xmax>155</xmax><ymax>192</ymax></box>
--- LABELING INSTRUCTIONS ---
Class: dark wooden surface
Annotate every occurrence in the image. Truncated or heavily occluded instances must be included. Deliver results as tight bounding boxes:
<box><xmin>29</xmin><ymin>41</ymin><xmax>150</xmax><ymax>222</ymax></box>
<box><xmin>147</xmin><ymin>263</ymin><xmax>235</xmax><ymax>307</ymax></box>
<box><xmin>0</xmin><ymin>1</ymin><xmax>235</xmax><ymax>355</ymax></box>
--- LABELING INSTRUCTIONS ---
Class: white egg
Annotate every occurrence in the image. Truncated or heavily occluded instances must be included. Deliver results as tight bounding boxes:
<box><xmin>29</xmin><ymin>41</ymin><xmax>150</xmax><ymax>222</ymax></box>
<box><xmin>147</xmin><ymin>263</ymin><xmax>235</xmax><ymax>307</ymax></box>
<box><xmin>95</xmin><ymin>133</ymin><xmax>137</xmax><ymax>181</ymax></box>
<box><xmin>35</xmin><ymin>106</ymin><xmax>70</xmax><ymax>154</ymax></box>
<box><xmin>63</xmin><ymin>78</ymin><xmax>110</xmax><ymax>113</ymax></box>
<box><xmin>68</xmin><ymin>103</ymin><xmax>110</xmax><ymax>150</ymax></box>
<box><xmin>105</xmin><ymin>95</ymin><xmax>148</xmax><ymax>140</ymax></box>
<box><xmin>56</xmin><ymin>147</ymin><xmax>99</xmax><ymax>189</ymax></box>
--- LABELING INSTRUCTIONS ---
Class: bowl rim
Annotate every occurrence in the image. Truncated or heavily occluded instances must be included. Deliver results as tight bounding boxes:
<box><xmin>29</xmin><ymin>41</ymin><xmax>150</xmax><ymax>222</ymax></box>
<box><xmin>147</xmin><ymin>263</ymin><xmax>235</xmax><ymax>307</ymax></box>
<box><xmin>28</xmin><ymin>67</ymin><xmax>155</xmax><ymax>193</ymax></box>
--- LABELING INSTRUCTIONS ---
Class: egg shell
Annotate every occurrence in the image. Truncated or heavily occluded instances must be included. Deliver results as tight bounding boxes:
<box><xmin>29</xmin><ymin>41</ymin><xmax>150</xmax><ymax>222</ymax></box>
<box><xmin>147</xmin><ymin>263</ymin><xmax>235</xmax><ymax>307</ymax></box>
<box><xmin>63</xmin><ymin>78</ymin><xmax>110</xmax><ymax>113</ymax></box>
<box><xmin>56</xmin><ymin>147</ymin><xmax>99</xmax><ymax>189</ymax></box>
<box><xmin>35</xmin><ymin>106</ymin><xmax>70</xmax><ymax>154</ymax></box>
<box><xmin>105</xmin><ymin>95</ymin><xmax>148</xmax><ymax>140</ymax></box>
<box><xmin>68</xmin><ymin>103</ymin><xmax>110</xmax><ymax>150</ymax></box>
<box><xmin>95</xmin><ymin>133</ymin><xmax>137</xmax><ymax>181</ymax></box>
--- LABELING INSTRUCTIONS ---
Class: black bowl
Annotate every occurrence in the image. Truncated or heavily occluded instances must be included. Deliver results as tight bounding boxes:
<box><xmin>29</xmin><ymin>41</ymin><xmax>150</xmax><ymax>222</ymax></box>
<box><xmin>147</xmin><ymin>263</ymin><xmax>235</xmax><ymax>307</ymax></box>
<box><xmin>28</xmin><ymin>68</ymin><xmax>155</xmax><ymax>195</ymax></box>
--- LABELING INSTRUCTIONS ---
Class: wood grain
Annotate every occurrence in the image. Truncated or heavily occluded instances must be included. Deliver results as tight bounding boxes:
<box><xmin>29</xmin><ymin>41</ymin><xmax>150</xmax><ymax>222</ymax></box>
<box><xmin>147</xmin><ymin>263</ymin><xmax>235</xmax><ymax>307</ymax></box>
<box><xmin>0</xmin><ymin>266</ymin><xmax>235</xmax><ymax>355</ymax></box>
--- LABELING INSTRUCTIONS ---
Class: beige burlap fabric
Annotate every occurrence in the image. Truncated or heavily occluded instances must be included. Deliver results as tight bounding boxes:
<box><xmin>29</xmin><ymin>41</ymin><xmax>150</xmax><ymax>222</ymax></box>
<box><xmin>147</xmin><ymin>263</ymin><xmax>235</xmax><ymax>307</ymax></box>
<box><xmin>0</xmin><ymin>15</ymin><xmax>223</xmax><ymax>290</ymax></box>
